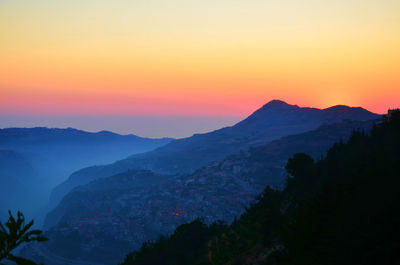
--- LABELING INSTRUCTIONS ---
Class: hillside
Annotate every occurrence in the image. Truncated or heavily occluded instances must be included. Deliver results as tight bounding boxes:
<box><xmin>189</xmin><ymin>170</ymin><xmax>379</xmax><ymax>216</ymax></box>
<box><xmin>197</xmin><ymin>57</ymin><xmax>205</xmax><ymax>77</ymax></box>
<box><xmin>49</xmin><ymin>100</ymin><xmax>379</xmax><ymax>209</ymax></box>
<box><xmin>119</xmin><ymin>110</ymin><xmax>400</xmax><ymax>265</ymax></box>
<box><xmin>34</xmin><ymin>118</ymin><xmax>378</xmax><ymax>264</ymax></box>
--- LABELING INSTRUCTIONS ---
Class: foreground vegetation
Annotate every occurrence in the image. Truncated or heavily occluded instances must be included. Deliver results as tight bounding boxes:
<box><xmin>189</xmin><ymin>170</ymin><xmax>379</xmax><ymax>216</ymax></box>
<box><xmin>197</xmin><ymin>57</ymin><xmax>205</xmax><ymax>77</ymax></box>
<box><xmin>121</xmin><ymin>110</ymin><xmax>400</xmax><ymax>265</ymax></box>
<box><xmin>0</xmin><ymin>211</ymin><xmax>47</xmax><ymax>265</ymax></box>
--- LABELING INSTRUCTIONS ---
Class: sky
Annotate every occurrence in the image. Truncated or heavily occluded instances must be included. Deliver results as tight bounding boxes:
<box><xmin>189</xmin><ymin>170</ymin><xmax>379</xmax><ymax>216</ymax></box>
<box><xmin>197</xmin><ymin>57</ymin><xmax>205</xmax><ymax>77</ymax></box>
<box><xmin>0</xmin><ymin>0</ymin><xmax>399</xmax><ymax>137</ymax></box>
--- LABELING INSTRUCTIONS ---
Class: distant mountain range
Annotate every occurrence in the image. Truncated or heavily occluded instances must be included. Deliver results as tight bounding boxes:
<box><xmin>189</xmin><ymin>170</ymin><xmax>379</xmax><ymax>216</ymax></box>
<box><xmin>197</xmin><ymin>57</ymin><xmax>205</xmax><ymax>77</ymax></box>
<box><xmin>0</xmin><ymin>127</ymin><xmax>172</xmax><ymax>221</ymax></box>
<box><xmin>50</xmin><ymin>100</ymin><xmax>379</xmax><ymax>207</ymax></box>
<box><xmin>0</xmin><ymin>127</ymin><xmax>173</xmax><ymax>185</ymax></box>
<box><xmin>38</xmin><ymin>118</ymin><xmax>378</xmax><ymax>264</ymax></box>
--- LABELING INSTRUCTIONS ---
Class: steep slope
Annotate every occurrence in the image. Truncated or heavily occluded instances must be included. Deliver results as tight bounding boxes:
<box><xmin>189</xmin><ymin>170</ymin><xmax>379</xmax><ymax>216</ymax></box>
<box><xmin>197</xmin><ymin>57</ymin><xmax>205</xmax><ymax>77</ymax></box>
<box><xmin>50</xmin><ymin>100</ymin><xmax>379</xmax><ymax>207</ymax></box>
<box><xmin>119</xmin><ymin>110</ymin><xmax>399</xmax><ymax>265</ymax></box>
<box><xmin>38</xmin><ymin>118</ymin><xmax>377</xmax><ymax>264</ymax></box>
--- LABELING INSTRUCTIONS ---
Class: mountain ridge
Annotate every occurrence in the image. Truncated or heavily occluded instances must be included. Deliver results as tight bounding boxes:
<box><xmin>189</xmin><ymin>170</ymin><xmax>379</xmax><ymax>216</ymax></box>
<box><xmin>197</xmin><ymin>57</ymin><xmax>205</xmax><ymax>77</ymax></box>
<box><xmin>117</xmin><ymin>112</ymin><xmax>400</xmax><ymax>265</ymax></box>
<box><xmin>50</xmin><ymin>100</ymin><xmax>379</xmax><ymax>206</ymax></box>
<box><xmin>0</xmin><ymin>127</ymin><xmax>172</xmax><ymax>141</ymax></box>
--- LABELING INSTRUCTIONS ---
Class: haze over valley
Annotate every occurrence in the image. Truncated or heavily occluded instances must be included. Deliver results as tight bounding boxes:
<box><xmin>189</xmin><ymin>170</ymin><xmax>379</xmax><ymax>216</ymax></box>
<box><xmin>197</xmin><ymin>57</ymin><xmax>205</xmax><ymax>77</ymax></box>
<box><xmin>0</xmin><ymin>128</ymin><xmax>172</xmax><ymax>223</ymax></box>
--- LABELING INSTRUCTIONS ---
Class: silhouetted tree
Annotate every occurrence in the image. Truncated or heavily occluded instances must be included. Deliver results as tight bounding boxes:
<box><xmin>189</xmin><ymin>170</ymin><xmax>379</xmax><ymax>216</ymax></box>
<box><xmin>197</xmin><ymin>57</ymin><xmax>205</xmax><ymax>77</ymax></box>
<box><xmin>0</xmin><ymin>211</ymin><xmax>47</xmax><ymax>265</ymax></box>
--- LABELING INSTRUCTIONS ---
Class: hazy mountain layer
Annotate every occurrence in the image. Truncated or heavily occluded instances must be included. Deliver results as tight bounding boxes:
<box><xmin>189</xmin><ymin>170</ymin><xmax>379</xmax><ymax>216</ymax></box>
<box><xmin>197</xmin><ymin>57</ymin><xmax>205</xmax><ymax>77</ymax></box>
<box><xmin>0</xmin><ymin>149</ymin><xmax>41</xmax><ymax>221</ymax></box>
<box><xmin>0</xmin><ymin>127</ymin><xmax>172</xmax><ymax>221</ymax></box>
<box><xmin>0</xmin><ymin>127</ymin><xmax>172</xmax><ymax>188</ymax></box>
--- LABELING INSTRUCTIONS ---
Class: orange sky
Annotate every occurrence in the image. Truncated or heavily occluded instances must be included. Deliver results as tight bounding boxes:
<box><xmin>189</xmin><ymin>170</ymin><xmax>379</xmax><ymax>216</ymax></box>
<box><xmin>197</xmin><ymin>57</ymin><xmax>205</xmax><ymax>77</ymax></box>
<box><xmin>1</xmin><ymin>0</ymin><xmax>399</xmax><ymax>117</ymax></box>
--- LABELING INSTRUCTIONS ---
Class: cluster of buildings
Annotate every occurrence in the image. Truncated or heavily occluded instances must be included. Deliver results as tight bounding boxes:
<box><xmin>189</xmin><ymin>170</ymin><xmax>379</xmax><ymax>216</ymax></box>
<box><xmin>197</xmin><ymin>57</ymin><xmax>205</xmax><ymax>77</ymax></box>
<box><xmin>47</xmin><ymin>157</ymin><xmax>264</xmax><ymax>258</ymax></box>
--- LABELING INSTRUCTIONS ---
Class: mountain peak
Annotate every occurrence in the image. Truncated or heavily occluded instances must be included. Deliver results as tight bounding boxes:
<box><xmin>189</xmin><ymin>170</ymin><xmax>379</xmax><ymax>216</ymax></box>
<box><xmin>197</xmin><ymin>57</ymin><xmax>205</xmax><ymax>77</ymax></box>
<box><xmin>323</xmin><ymin>104</ymin><xmax>375</xmax><ymax>114</ymax></box>
<box><xmin>235</xmin><ymin>100</ymin><xmax>379</xmax><ymax>130</ymax></box>
<box><xmin>324</xmin><ymin>105</ymin><xmax>352</xmax><ymax>111</ymax></box>
<box><xmin>263</xmin><ymin>100</ymin><xmax>292</xmax><ymax>109</ymax></box>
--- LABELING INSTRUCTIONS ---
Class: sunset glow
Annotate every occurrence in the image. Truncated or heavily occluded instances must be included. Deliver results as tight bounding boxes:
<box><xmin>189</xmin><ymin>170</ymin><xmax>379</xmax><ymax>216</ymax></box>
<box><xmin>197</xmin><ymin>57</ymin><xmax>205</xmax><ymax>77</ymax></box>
<box><xmin>1</xmin><ymin>0</ymin><xmax>399</xmax><ymax>118</ymax></box>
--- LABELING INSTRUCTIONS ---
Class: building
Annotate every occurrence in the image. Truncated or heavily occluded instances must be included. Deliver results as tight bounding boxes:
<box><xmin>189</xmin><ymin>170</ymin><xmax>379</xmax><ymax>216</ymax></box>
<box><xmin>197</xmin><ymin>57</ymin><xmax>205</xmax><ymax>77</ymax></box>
<box><xmin>384</xmin><ymin>109</ymin><xmax>400</xmax><ymax>123</ymax></box>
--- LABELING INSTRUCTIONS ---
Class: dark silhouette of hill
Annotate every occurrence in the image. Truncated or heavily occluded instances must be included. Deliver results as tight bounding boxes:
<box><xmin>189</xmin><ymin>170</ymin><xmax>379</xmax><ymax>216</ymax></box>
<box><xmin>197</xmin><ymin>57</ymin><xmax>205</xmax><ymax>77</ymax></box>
<box><xmin>36</xmin><ymin>118</ymin><xmax>378</xmax><ymax>264</ymax></box>
<box><xmin>49</xmin><ymin>100</ymin><xmax>379</xmax><ymax>210</ymax></box>
<box><xmin>118</xmin><ymin>110</ymin><xmax>400</xmax><ymax>265</ymax></box>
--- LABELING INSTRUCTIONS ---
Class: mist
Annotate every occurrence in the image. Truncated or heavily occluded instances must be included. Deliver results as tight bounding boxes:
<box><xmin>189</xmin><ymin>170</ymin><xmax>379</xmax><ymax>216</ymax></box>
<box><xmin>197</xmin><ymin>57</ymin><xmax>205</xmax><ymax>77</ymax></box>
<box><xmin>0</xmin><ymin>127</ymin><xmax>172</xmax><ymax>225</ymax></box>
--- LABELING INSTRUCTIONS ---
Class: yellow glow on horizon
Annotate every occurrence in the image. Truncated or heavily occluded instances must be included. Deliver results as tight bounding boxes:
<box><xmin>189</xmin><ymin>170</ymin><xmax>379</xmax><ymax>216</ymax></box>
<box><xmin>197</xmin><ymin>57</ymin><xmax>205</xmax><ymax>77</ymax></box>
<box><xmin>1</xmin><ymin>0</ymin><xmax>399</xmax><ymax>115</ymax></box>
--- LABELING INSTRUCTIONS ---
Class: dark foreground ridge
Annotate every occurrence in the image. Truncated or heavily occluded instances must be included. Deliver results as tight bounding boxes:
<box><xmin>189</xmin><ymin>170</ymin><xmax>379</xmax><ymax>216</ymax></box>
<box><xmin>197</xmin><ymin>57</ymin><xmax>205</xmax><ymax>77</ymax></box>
<box><xmin>120</xmin><ymin>110</ymin><xmax>400</xmax><ymax>265</ymax></box>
